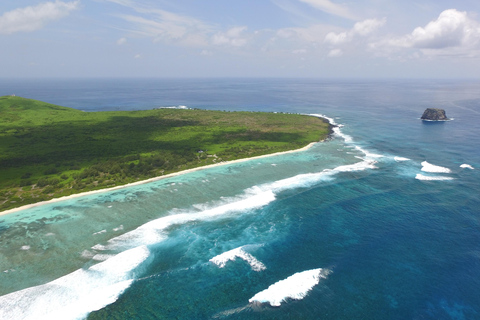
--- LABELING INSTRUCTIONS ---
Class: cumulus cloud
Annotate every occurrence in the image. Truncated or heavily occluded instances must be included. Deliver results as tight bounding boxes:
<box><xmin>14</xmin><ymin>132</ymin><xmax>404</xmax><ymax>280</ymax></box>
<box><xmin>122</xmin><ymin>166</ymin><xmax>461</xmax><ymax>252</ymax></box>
<box><xmin>353</xmin><ymin>18</ymin><xmax>387</xmax><ymax>36</ymax></box>
<box><xmin>0</xmin><ymin>1</ymin><xmax>79</xmax><ymax>34</ymax></box>
<box><xmin>391</xmin><ymin>9</ymin><xmax>480</xmax><ymax>50</ymax></box>
<box><xmin>367</xmin><ymin>9</ymin><xmax>480</xmax><ymax>59</ymax></box>
<box><xmin>117</xmin><ymin>37</ymin><xmax>127</xmax><ymax>45</ymax></box>
<box><xmin>324</xmin><ymin>31</ymin><xmax>348</xmax><ymax>45</ymax></box>
<box><xmin>324</xmin><ymin>18</ymin><xmax>386</xmax><ymax>45</ymax></box>
<box><xmin>298</xmin><ymin>0</ymin><xmax>357</xmax><ymax>20</ymax></box>
<box><xmin>212</xmin><ymin>26</ymin><xmax>248</xmax><ymax>47</ymax></box>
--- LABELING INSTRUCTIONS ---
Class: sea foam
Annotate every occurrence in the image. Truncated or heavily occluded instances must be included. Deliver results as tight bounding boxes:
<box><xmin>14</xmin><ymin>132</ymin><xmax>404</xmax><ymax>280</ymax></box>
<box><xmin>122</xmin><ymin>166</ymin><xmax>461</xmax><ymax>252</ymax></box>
<box><xmin>421</xmin><ymin>161</ymin><xmax>452</xmax><ymax>173</ymax></box>
<box><xmin>415</xmin><ymin>174</ymin><xmax>455</xmax><ymax>181</ymax></box>
<box><xmin>92</xmin><ymin>188</ymin><xmax>276</xmax><ymax>251</ymax></box>
<box><xmin>460</xmin><ymin>164</ymin><xmax>474</xmax><ymax>170</ymax></box>
<box><xmin>0</xmin><ymin>245</ymin><xmax>150</xmax><ymax>320</ymax></box>
<box><xmin>249</xmin><ymin>268</ymin><xmax>330</xmax><ymax>307</ymax></box>
<box><xmin>310</xmin><ymin>113</ymin><xmax>383</xmax><ymax>162</ymax></box>
<box><xmin>258</xmin><ymin>115</ymin><xmax>378</xmax><ymax>194</ymax></box>
<box><xmin>210</xmin><ymin>246</ymin><xmax>266</xmax><ymax>272</ymax></box>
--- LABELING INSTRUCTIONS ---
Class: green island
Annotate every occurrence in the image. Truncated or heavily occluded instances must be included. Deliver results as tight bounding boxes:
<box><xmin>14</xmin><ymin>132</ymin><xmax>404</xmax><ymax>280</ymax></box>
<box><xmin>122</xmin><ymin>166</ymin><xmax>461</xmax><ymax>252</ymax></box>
<box><xmin>0</xmin><ymin>95</ymin><xmax>331</xmax><ymax>212</ymax></box>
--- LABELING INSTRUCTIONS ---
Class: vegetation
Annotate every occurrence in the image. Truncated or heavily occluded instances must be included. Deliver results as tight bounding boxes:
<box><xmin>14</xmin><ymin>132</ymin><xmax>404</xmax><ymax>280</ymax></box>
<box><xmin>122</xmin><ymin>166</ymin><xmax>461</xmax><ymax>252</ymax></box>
<box><xmin>0</xmin><ymin>96</ymin><xmax>330</xmax><ymax>212</ymax></box>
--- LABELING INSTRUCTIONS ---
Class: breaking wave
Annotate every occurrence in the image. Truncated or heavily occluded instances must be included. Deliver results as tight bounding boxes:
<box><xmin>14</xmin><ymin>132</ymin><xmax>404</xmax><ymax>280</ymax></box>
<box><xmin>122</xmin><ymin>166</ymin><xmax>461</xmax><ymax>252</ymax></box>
<box><xmin>249</xmin><ymin>268</ymin><xmax>331</xmax><ymax>307</ymax></box>
<box><xmin>0</xmin><ymin>246</ymin><xmax>151</xmax><ymax>320</ymax></box>
<box><xmin>210</xmin><ymin>246</ymin><xmax>266</xmax><ymax>272</ymax></box>
<box><xmin>92</xmin><ymin>188</ymin><xmax>276</xmax><ymax>251</ymax></box>
<box><xmin>421</xmin><ymin>161</ymin><xmax>452</xmax><ymax>173</ymax></box>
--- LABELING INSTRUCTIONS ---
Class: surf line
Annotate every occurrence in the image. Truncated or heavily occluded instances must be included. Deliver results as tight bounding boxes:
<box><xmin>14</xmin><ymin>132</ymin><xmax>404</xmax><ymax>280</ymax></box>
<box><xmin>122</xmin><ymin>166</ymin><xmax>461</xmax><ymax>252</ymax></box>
<box><xmin>309</xmin><ymin>113</ymin><xmax>383</xmax><ymax>163</ymax></box>
<box><xmin>90</xmin><ymin>114</ymin><xmax>381</xmax><ymax>254</ymax></box>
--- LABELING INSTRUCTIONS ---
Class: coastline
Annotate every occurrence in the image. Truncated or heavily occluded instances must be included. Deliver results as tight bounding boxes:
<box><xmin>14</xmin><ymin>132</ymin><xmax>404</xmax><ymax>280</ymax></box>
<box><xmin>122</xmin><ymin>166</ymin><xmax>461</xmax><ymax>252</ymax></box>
<box><xmin>0</xmin><ymin>142</ymin><xmax>318</xmax><ymax>217</ymax></box>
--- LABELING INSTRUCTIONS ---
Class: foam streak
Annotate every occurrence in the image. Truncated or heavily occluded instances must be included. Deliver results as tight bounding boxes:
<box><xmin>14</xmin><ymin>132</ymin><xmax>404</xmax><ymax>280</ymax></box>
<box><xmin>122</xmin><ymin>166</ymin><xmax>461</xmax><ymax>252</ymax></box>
<box><xmin>415</xmin><ymin>174</ymin><xmax>454</xmax><ymax>181</ymax></box>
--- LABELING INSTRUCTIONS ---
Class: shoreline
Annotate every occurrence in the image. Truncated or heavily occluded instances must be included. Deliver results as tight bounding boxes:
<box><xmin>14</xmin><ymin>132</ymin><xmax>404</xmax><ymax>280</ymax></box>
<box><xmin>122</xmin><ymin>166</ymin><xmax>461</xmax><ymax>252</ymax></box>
<box><xmin>0</xmin><ymin>142</ymin><xmax>318</xmax><ymax>217</ymax></box>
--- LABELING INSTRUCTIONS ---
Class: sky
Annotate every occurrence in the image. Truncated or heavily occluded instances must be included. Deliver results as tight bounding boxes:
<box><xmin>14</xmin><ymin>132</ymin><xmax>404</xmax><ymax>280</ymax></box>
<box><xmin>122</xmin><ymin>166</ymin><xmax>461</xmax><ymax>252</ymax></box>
<box><xmin>1</xmin><ymin>0</ymin><xmax>480</xmax><ymax>78</ymax></box>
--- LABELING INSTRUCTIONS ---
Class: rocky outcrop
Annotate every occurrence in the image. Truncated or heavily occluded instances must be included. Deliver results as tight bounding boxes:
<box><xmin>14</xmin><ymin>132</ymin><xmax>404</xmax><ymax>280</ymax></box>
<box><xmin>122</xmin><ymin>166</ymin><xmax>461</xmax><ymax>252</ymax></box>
<box><xmin>421</xmin><ymin>108</ymin><xmax>449</xmax><ymax>121</ymax></box>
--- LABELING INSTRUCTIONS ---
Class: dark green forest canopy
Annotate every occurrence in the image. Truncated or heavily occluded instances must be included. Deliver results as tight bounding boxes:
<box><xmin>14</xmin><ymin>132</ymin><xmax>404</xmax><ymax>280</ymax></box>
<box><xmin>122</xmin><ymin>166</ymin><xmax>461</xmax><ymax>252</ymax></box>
<box><xmin>0</xmin><ymin>96</ymin><xmax>331</xmax><ymax>212</ymax></box>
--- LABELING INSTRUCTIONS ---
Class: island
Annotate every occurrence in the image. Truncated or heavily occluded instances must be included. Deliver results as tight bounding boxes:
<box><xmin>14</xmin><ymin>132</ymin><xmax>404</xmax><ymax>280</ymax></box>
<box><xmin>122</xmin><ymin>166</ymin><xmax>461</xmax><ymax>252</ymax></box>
<box><xmin>0</xmin><ymin>96</ymin><xmax>332</xmax><ymax>213</ymax></box>
<box><xmin>421</xmin><ymin>108</ymin><xmax>449</xmax><ymax>121</ymax></box>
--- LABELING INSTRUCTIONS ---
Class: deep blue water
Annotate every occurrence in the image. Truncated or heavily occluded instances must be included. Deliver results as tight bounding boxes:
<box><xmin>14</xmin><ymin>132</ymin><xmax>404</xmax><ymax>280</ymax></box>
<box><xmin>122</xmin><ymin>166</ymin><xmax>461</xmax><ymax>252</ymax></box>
<box><xmin>0</xmin><ymin>79</ymin><xmax>479</xmax><ymax>320</ymax></box>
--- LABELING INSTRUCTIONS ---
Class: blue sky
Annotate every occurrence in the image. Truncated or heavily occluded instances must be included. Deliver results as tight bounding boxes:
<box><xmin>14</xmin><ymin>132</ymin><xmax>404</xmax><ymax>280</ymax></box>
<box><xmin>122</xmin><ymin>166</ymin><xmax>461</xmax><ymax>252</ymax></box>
<box><xmin>1</xmin><ymin>0</ymin><xmax>479</xmax><ymax>78</ymax></box>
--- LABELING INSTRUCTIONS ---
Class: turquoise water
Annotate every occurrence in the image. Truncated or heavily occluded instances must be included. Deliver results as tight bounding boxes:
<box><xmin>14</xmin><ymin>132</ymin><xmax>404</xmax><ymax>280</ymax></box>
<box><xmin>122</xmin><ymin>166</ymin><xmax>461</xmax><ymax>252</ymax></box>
<box><xmin>0</xmin><ymin>79</ymin><xmax>479</xmax><ymax>319</ymax></box>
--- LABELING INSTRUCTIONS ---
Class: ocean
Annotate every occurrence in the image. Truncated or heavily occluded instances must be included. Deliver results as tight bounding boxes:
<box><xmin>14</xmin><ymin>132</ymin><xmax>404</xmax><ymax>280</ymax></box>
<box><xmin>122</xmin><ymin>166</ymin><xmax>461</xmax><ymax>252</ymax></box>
<box><xmin>0</xmin><ymin>78</ymin><xmax>479</xmax><ymax>319</ymax></box>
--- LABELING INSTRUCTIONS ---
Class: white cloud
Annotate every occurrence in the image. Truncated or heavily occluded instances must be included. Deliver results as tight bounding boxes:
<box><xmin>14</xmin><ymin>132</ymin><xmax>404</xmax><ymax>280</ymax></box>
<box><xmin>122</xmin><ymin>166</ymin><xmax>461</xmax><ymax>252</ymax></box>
<box><xmin>117</xmin><ymin>37</ymin><xmax>127</xmax><ymax>45</ymax></box>
<box><xmin>118</xmin><ymin>12</ymin><xmax>211</xmax><ymax>46</ymax></box>
<box><xmin>107</xmin><ymin>1</ymin><xmax>212</xmax><ymax>47</ymax></box>
<box><xmin>368</xmin><ymin>9</ymin><xmax>480</xmax><ymax>59</ymax></box>
<box><xmin>212</xmin><ymin>26</ymin><xmax>248</xmax><ymax>47</ymax></box>
<box><xmin>353</xmin><ymin>18</ymin><xmax>387</xmax><ymax>36</ymax></box>
<box><xmin>278</xmin><ymin>24</ymin><xmax>336</xmax><ymax>43</ymax></box>
<box><xmin>0</xmin><ymin>1</ymin><xmax>79</xmax><ymax>34</ymax></box>
<box><xmin>260</xmin><ymin>24</ymin><xmax>346</xmax><ymax>56</ymax></box>
<box><xmin>391</xmin><ymin>9</ymin><xmax>480</xmax><ymax>50</ymax></box>
<box><xmin>134</xmin><ymin>53</ymin><xmax>141</xmax><ymax>59</ymax></box>
<box><xmin>325</xmin><ymin>18</ymin><xmax>386</xmax><ymax>45</ymax></box>
<box><xmin>324</xmin><ymin>31</ymin><xmax>348</xmax><ymax>44</ymax></box>
<box><xmin>298</xmin><ymin>0</ymin><xmax>357</xmax><ymax>20</ymax></box>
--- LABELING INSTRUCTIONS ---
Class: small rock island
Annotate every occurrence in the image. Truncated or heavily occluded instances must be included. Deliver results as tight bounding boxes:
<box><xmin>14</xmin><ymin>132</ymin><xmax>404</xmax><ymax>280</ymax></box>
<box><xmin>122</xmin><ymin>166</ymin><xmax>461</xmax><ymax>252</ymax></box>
<box><xmin>421</xmin><ymin>108</ymin><xmax>449</xmax><ymax>121</ymax></box>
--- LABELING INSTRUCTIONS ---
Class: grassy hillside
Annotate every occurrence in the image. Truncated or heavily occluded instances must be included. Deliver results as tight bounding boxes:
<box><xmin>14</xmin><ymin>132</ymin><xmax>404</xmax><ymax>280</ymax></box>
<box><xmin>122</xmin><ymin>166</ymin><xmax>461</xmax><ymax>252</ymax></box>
<box><xmin>0</xmin><ymin>95</ymin><xmax>331</xmax><ymax>212</ymax></box>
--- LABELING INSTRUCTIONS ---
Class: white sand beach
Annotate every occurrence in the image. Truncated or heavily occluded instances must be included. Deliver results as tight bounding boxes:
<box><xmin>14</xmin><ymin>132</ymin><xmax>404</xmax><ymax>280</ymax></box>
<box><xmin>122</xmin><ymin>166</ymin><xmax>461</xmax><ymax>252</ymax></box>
<box><xmin>0</xmin><ymin>142</ymin><xmax>317</xmax><ymax>217</ymax></box>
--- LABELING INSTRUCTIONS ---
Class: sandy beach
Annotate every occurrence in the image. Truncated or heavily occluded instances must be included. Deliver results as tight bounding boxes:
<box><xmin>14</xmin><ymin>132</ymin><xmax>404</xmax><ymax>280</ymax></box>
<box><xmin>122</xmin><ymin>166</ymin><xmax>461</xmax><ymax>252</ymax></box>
<box><xmin>0</xmin><ymin>142</ymin><xmax>317</xmax><ymax>217</ymax></box>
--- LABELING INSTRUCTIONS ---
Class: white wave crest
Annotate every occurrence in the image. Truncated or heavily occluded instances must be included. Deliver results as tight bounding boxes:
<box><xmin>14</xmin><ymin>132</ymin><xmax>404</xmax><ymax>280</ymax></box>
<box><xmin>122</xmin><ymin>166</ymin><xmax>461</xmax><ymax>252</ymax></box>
<box><xmin>394</xmin><ymin>156</ymin><xmax>410</xmax><ymax>162</ymax></box>
<box><xmin>309</xmin><ymin>113</ymin><xmax>337</xmax><ymax>126</ymax></box>
<box><xmin>93</xmin><ymin>188</ymin><xmax>276</xmax><ymax>251</ymax></box>
<box><xmin>249</xmin><ymin>268</ymin><xmax>330</xmax><ymax>307</ymax></box>
<box><xmin>415</xmin><ymin>174</ymin><xmax>455</xmax><ymax>181</ymax></box>
<box><xmin>157</xmin><ymin>105</ymin><xmax>189</xmax><ymax>109</ymax></box>
<box><xmin>210</xmin><ymin>246</ymin><xmax>266</xmax><ymax>272</ymax></box>
<box><xmin>309</xmin><ymin>114</ymin><xmax>383</xmax><ymax>163</ymax></box>
<box><xmin>0</xmin><ymin>245</ymin><xmax>151</xmax><ymax>320</ymax></box>
<box><xmin>421</xmin><ymin>161</ymin><xmax>452</xmax><ymax>173</ymax></box>
<box><xmin>460</xmin><ymin>164</ymin><xmax>474</xmax><ymax>170</ymax></box>
<box><xmin>309</xmin><ymin>114</ymin><xmax>353</xmax><ymax>143</ymax></box>
<box><xmin>263</xmin><ymin>159</ymin><xmax>376</xmax><ymax>194</ymax></box>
